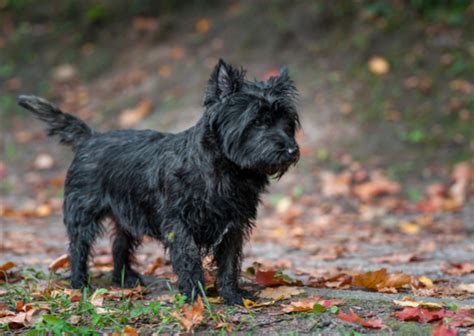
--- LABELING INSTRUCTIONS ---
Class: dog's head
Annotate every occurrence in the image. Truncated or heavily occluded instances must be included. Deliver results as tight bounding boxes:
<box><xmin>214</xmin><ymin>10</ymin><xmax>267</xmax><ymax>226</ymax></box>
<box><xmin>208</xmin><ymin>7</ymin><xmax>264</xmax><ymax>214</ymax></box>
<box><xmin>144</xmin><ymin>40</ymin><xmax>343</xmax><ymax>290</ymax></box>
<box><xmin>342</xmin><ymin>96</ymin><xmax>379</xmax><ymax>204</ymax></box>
<box><xmin>204</xmin><ymin>59</ymin><xmax>300</xmax><ymax>177</ymax></box>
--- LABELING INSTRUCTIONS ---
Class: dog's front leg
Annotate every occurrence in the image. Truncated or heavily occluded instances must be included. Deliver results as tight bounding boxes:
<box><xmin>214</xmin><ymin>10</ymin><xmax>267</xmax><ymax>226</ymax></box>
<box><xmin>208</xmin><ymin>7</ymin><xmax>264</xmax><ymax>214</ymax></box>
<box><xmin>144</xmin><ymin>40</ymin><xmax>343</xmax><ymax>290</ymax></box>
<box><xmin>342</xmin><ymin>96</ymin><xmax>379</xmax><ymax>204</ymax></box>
<box><xmin>214</xmin><ymin>230</ymin><xmax>255</xmax><ymax>305</ymax></box>
<box><xmin>168</xmin><ymin>228</ymin><xmax>204</xmax><ymax>301</ymax></box>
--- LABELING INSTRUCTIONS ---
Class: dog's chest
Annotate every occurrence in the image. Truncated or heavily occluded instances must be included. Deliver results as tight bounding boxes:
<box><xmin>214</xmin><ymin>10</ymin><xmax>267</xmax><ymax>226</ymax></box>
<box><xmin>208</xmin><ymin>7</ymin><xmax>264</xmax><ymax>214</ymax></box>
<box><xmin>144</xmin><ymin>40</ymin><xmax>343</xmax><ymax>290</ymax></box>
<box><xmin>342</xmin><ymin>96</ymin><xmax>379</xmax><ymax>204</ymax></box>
<box><xmin>179</xmin><ymin>172</ymin><xmax>262</xmax><ymax>242</ymax></box>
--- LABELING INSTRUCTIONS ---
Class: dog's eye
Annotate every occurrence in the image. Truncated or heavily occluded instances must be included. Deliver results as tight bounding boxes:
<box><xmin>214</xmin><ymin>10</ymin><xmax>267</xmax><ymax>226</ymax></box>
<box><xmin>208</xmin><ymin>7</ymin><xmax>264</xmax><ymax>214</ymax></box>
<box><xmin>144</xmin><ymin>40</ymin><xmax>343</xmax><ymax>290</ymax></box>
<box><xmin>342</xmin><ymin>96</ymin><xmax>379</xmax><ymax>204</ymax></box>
<box><xmin>254</xmin><ymin>119</ymin><xmax>266</xmax><ymax>128</ymax></box>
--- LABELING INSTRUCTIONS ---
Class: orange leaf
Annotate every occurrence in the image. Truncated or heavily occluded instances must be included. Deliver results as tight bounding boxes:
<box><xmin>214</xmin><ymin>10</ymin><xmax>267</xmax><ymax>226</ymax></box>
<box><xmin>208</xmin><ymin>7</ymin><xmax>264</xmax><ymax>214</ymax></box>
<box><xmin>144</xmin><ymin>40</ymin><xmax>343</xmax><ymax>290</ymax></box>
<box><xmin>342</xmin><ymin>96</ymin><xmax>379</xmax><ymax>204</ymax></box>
<box><xmin>119</xmin><ymin>99</ymin><xmax>153</xmax><ymax>127</ymax></box>
<box><xmin>353</xmin><ymin>268</ymin><xmax>388</xmax><ymax>290</ymax></box>
<box><xmin>0</xmin><ymin>262</ymin><xmax>16</xmax><ymax>272</ymax></box>
<box><xmin>171</xmin><ymin>297</ymin><xmax>205</xmax><ymax>332</ymax></box>
<box><xmin>48</xmin><ymin>254</ymin><xmax>70</xmax><ymax>272</ymax></box>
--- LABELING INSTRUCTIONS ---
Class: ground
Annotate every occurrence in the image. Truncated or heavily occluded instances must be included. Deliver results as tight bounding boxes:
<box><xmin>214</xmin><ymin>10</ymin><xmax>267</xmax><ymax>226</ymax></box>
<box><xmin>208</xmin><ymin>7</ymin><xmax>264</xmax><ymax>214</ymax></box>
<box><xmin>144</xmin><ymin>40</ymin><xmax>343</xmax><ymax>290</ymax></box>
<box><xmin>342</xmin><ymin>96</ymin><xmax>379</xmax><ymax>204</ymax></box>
<box><xmin>0</xmin><ymin>1</ymin><xmax>473</xmax><ymax>335</ymax></box>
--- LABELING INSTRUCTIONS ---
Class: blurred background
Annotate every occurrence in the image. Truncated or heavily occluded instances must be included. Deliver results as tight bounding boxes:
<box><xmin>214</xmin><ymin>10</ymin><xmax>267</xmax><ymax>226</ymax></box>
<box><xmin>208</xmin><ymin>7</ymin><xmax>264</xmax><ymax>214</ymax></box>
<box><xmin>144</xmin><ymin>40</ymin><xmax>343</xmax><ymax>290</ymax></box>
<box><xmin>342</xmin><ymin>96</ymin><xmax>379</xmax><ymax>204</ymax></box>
<box><xmin>0</xmin><ymin>0</ymin><xmax>473</xmax><ymax>284</ymax></box>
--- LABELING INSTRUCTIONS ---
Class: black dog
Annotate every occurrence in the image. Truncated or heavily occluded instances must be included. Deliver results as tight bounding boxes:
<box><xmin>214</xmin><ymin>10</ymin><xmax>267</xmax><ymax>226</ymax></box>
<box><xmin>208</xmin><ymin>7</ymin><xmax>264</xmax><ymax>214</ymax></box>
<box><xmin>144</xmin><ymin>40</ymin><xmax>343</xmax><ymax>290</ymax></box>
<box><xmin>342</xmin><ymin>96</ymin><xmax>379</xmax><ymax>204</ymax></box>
<box><xmin>18</xmin><ymin>59</ymin><xmax>300</xmax><ymax>304</ymax></box>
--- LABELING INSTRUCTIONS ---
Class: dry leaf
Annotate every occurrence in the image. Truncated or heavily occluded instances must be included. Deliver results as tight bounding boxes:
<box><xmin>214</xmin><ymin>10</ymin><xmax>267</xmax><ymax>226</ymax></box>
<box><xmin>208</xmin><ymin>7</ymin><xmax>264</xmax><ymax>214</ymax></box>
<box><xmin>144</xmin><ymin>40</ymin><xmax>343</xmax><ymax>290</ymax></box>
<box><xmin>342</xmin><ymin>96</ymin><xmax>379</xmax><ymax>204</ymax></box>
<box><xmin>337</xmin><ymin>309</ymin><xmax>384</xmax><ymax>329</ymax></box>
<box><xmin>442</xmin><ymin>262</ymin><xmax>474</xmax><ymax>276</ymax></box>
<box><xmin>258</xmin><ymin>286</ymin><xmax>304</xmax><ymax>301</ymax></box>
<box><xmin>119</xmin><ymin>99</ymin><xmax>153</xmax><ymax>127</ymax></box>
<box><xmin>195</xmin><ymin>18</ymin><xmax>211</xmax><ymax>33</ymax></box>
<box><xmin>394</xmin><ymin>307</ymin><xmax>450</xmax><ymax>323</ymax></box>
<box><xmin>48</xmin><ymin>254</ymin><xmax>70</xmax><ymax>272</ymax></box>
<box><xmin>171</xmin><ymin>297</ymin><xmax>205</xmax><ymax>332</ymax></box>
<box><xmin>432</xmin><ymin>322</ymin><xmax>458</xmax><ymax>336</ymax></box>
<box><xmin>243</xmin><ymin>299</ymin><xmax>275</xmax><ymax>309</ymax></box>
<box><xmin>282</xmin><ymin>297</ymin><xmax>344</xmax><ymax>313</ymax></box>
<box><xmin>353</xmin><ymin>177</ymin><xmax>400</xmax><ymax>202</ymax></box>
<box><xmin>33</xmin><ymin>153</ymin><xmax>54</xmax><ymax>170</ymax></box>
<box><xmin>0</xmin><ymin>262</ymin><xmax>16</xmax><ymax>272</ymax></box>
<box><xmin>458</xmin><ymin>283</ymin><xmax>474</xmax><ymax>293</ymax></box>
<box><xmin>368</xmin><ymin>56</ymin><xmax>390</xmax><ymax>75</ymax></box>
<box><xmin>144</xmin><ymin>257</ymin><xmax>164</xmax><ymax>275</ymax></box>
<box><xmin>393</xmin><ymin>298</ymin><xmax>443</xmax><ymax>310</ymax></box>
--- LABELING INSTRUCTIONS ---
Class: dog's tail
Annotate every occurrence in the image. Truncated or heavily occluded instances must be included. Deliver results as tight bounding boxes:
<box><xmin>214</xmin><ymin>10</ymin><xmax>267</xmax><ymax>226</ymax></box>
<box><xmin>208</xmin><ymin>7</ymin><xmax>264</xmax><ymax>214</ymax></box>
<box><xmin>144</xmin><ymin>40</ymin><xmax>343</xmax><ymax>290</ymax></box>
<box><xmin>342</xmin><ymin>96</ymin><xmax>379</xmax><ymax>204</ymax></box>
<box><xmin>17</xmin><ymin>95</ymin><xmax>93</xmax><ymax>150</ymax></box>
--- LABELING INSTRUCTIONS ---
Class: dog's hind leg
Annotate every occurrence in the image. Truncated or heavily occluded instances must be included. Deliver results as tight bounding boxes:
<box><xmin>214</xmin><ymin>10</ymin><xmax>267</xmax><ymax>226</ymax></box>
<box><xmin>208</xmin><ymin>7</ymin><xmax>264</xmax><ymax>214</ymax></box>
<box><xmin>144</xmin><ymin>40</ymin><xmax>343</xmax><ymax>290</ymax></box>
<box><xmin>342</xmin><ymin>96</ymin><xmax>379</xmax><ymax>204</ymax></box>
<box><xmin>66</xmin><ymin>214</ymin><xmax>102</xmax><ymax>289</ymax></box>
<box><xmin>112</xmin><ymin>228</ymin><xmax>143</xmax><ymax>288</ymax></box>
<box><xmin>167</xmin><ymin>227</ymin><xmax>204</xmax><ymax>301</ymax></box>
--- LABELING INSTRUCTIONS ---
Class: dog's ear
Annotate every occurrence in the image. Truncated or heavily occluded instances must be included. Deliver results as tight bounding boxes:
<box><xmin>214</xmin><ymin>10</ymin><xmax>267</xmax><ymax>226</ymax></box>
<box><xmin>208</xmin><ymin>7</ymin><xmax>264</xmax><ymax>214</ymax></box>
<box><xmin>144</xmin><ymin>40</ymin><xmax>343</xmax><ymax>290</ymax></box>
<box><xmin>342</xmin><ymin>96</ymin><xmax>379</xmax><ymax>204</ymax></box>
<box><xmin>204</xmin><ymin>59</ymin><xmax>244</xmax><ymax>106</ymax></box>
<box><xmin>268</xmin><ymin>66</ymin><xmax>297</xmax><ymax>99</ymax></box>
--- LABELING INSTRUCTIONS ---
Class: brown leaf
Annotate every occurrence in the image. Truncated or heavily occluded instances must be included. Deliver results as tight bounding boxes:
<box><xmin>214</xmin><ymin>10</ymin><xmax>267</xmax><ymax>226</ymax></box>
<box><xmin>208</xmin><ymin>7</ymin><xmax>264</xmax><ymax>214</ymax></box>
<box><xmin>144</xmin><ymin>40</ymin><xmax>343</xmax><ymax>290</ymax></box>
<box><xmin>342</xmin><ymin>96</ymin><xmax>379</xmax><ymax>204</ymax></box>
<box><xmin>458</xmin><ymin>283</ymin><xmax>474</xmax><ymax>293</ymax></box>
<box><xmin>371</xmin><ymin>253</ymin><xmax>421</xmax><ymax>264</ymax></box>
<box><xmin>320</xmin><ymin>171</ymin><xmax>352</xmax><ymax>197</ymax></box>
<box><xmin>353</xmin><ymin>176</ymin><xmax>400</xmax><ymax>202</ymax></box>
<box><xmin>195</xmin><ymin>18</ymin><xmax>211</xmax><ymax>34</ymax></box>
<box><xmin>450</xmin><ymin>308</ymin><xmax>474</xmax><ymax>327</ymax></box>
<box><xmin>119</xmin><ymin>99</ymin><xmax>153</xmax><ymax>127</ymax></box>
<box><xmin>337</xmin><ymin>309</ymin><xmax>384</xmax><ymax>329</ymax></box>
<box><xmin>442</xmin><ymin>262</ymin><xmax>474</xmax><ymax>276</ymax></box>
<box><xmin>171</xmin><ymin>297</ymin><xmax>205</xmax><ymax>332</ymax></box>
<box><xmin>144</xmin><ymin>257</ymin><xmax>164</xmax><ymax>275</ymax></box>
<box><xmin>353</xmin><ymin>268</ymin><xmax>411</xmax><ymax>292</ymax></box>
<box><xmin>353</xmin><ymin>268</ymin><xmax>388</xmax><ymax>290</ymax></box>
<box><xmin>48</xmin><ymin>254</ymin><xmax>70</xmax><ymax>272</ymax></box>
<box><xmin>282</xmin><ymin>297</ymin><xmax>343</xmax><ymax>313</ymax></box>
<box><xmin>0</xmin><ymin>262</ymin><xmax>16</xmax><ymax>272</ymax></box>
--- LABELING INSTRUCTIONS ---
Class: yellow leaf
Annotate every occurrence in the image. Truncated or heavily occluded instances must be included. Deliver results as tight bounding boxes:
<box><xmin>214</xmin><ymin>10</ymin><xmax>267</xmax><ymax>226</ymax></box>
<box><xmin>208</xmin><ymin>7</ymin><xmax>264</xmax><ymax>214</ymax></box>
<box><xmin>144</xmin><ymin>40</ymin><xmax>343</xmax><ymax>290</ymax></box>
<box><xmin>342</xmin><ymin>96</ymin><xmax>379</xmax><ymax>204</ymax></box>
<box><xmin>399</xmin><ymin>222</ymin><xmax>420</xmax><ymax>235</ymax></box>
<box><xmin>243</xmin><ymin>299</ymin><xmax>275</xmax><ymax>309</ymax></box>
<box><xmin>258</xmin><ymin>286</ymin><xmax>304</xmax><ymax>301</ymax></box>
<box><xmin>207</xmin><ymin>296</ymin><xmax>224</xmax><ymax>304</ymax></box>
<box><xmin>368</xmin><ymin>56</ymin><xmax>390</xmax><ymax>75</ymax></box>
<box><xmin>393</xmin><ymin>298</ymin><xmax>443</xmax><ymax>310</ymax></box>
<box><xmin>417</xmin><ymin>276</ymin><xmax>434</xmax><ymax>288</ymax></box>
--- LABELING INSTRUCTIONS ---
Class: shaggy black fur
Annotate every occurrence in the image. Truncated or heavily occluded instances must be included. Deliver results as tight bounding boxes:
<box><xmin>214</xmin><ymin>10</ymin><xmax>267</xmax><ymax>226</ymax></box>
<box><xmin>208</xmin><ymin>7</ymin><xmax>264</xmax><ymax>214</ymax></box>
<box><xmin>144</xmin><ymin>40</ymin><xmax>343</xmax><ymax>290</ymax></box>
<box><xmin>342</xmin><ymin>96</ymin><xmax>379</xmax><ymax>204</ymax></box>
<box><xmin>17</xmin><ymin>59</ymin><xmax>300</xmax><ymax>304</ymax></box>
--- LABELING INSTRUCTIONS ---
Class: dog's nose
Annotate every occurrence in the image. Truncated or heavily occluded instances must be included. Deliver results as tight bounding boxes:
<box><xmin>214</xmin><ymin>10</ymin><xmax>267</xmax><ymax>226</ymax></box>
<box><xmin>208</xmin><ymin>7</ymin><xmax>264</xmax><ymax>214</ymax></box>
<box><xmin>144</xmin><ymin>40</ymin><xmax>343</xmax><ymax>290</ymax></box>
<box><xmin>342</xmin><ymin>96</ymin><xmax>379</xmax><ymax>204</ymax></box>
<box><xmin>287</xmin><ymin>147</ymin><xmax>298</xmax><ymax>156</ymax></box>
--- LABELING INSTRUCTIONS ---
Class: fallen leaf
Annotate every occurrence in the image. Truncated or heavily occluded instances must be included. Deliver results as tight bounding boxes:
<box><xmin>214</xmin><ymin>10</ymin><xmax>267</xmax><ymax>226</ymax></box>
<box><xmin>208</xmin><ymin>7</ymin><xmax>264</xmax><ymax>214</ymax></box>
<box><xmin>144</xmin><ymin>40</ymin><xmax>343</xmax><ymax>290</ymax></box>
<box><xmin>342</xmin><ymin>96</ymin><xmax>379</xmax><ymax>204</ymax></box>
<box><xmin>371</xmin><ymin>253</ymin><xmax>421</xmax><ymax>264</ymax></box>
<box><xmin>0</xmin><ymin>262</ymin><xmax>16</xmax><ymax>272</ymax></box>
<box><xmin>353</xmin><ymin>268</ymin><xmax>411</xmax><ymax>292</ymax></box>
<box><xmin>48</xmin><ymin>254</ymin><xmax>70</xmax><ymax>272</ymax></box>
<box><xmin>171</xmin><ymin>297</ymin><xmax>205</xmax><ymax>332</ymax></box>
<box><xmin>450</xmin><ymin>308</ymin><xmax>474</xmax><ymax>327</ymax></box>
<box><xmin>442</xmin><ymin>262</ymin><xmax>474</xmax><ymax>276</ymax></box>
<box><xmin>122</xmin><ymin>325</ymin><xmax>138</xmax><ymax>336</ymax></box>
<box><xmin>258</xmin><ymin>286</ymin><xmax>304</xmax><ymax>301</ymax></box>
<box><xmin>52</xmin><ymin>64</ymin><xmax>77</xmax><ymax>82</ymax></box>
<box><xmin>320</xmin><ymin>171</ymin><xmax>352</xmax><ymax>197</ymax></box>
<box><xmin>282</xmin><ymin>297</ymin><xmax>343</xmax><ymax>313</ymax></box>
<box><xmin>337</xmin><ymin>309</ymin><xmax>384</xmax><ymax>329</ymax></box>
<box><xmin>458</xmin><ymin>283</ymin><xmax>474</xmax><ymax>293</ymax></box>
<box><xmin>132</xmin><ymin>17</ymin><xmax>158</xmax><ymax>32</ymax></box>
<box><xmin>394</xmin><ymin>307</ymin><xmax>450</xmax><ymax>323</ymax></box>
<box><xmin>243</xmin><ymin>299</ymin><xmax>275</xmax><ymax>309</ymax></box>
<box><xmin>393</xmin><ymin>298</ymin><xmax>443</xmax><ymax>310</ymax></box>
<box><xmin>417</xmin><ymin>276</ymin><xmax>434</xmax><ymax>288</ymax></box>
<box><xmin>399</xmin><ymin>222</ymin><xmax>420</xmax><ymax>235</ymax></box>
<box><xmin>353</xmin><ymin>177</ymin><xmax>400</xmax><ymax>202</ymax></box>
<box><xmin>368</xmin><ymin>56</ymin><xmax>390</xmax><ymax>75</ymax></box>
<box><xmin>33</xmin><ymin>153</ymin><xmax>54</xmax><ymax>170</ymax></box>
<box><xmin>119</xmin><ymin>99</ymin><xmax>153</xmax><ymax>127</ymax></box>
<box><xmin>195</xmin><ymin>18</ymin><xmax>211</xmax><ymax>34</ymax></box>
<box><xmin>432</xmin><ymin>322</ymin><xmax>458</xmax><ymax>336</ymax></box>
<box><xmin>144</xmin><ymin>257</ymin><xmax>164</xmax><ymax>275</ymax></box>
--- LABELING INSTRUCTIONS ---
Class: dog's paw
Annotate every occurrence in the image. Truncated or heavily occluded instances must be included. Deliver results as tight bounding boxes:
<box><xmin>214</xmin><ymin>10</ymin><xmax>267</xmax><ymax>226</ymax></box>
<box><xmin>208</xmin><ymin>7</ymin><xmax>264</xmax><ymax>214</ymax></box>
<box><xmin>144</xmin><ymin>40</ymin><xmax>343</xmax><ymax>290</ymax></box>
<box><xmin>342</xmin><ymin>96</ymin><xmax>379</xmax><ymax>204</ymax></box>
<box><xmin>239</xmin><ymin>288</ymin><xmax>257</xmax><ymax>301</ymax></box>
<box><xmin>222</xmin><ymin>293</ymin><xmax>245</xmax><ymax>305</ymax></box>
<box><xmin>113</xmin><ymin>271</ymin><xmax>144</xmax><ymax>288</ymax></box>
